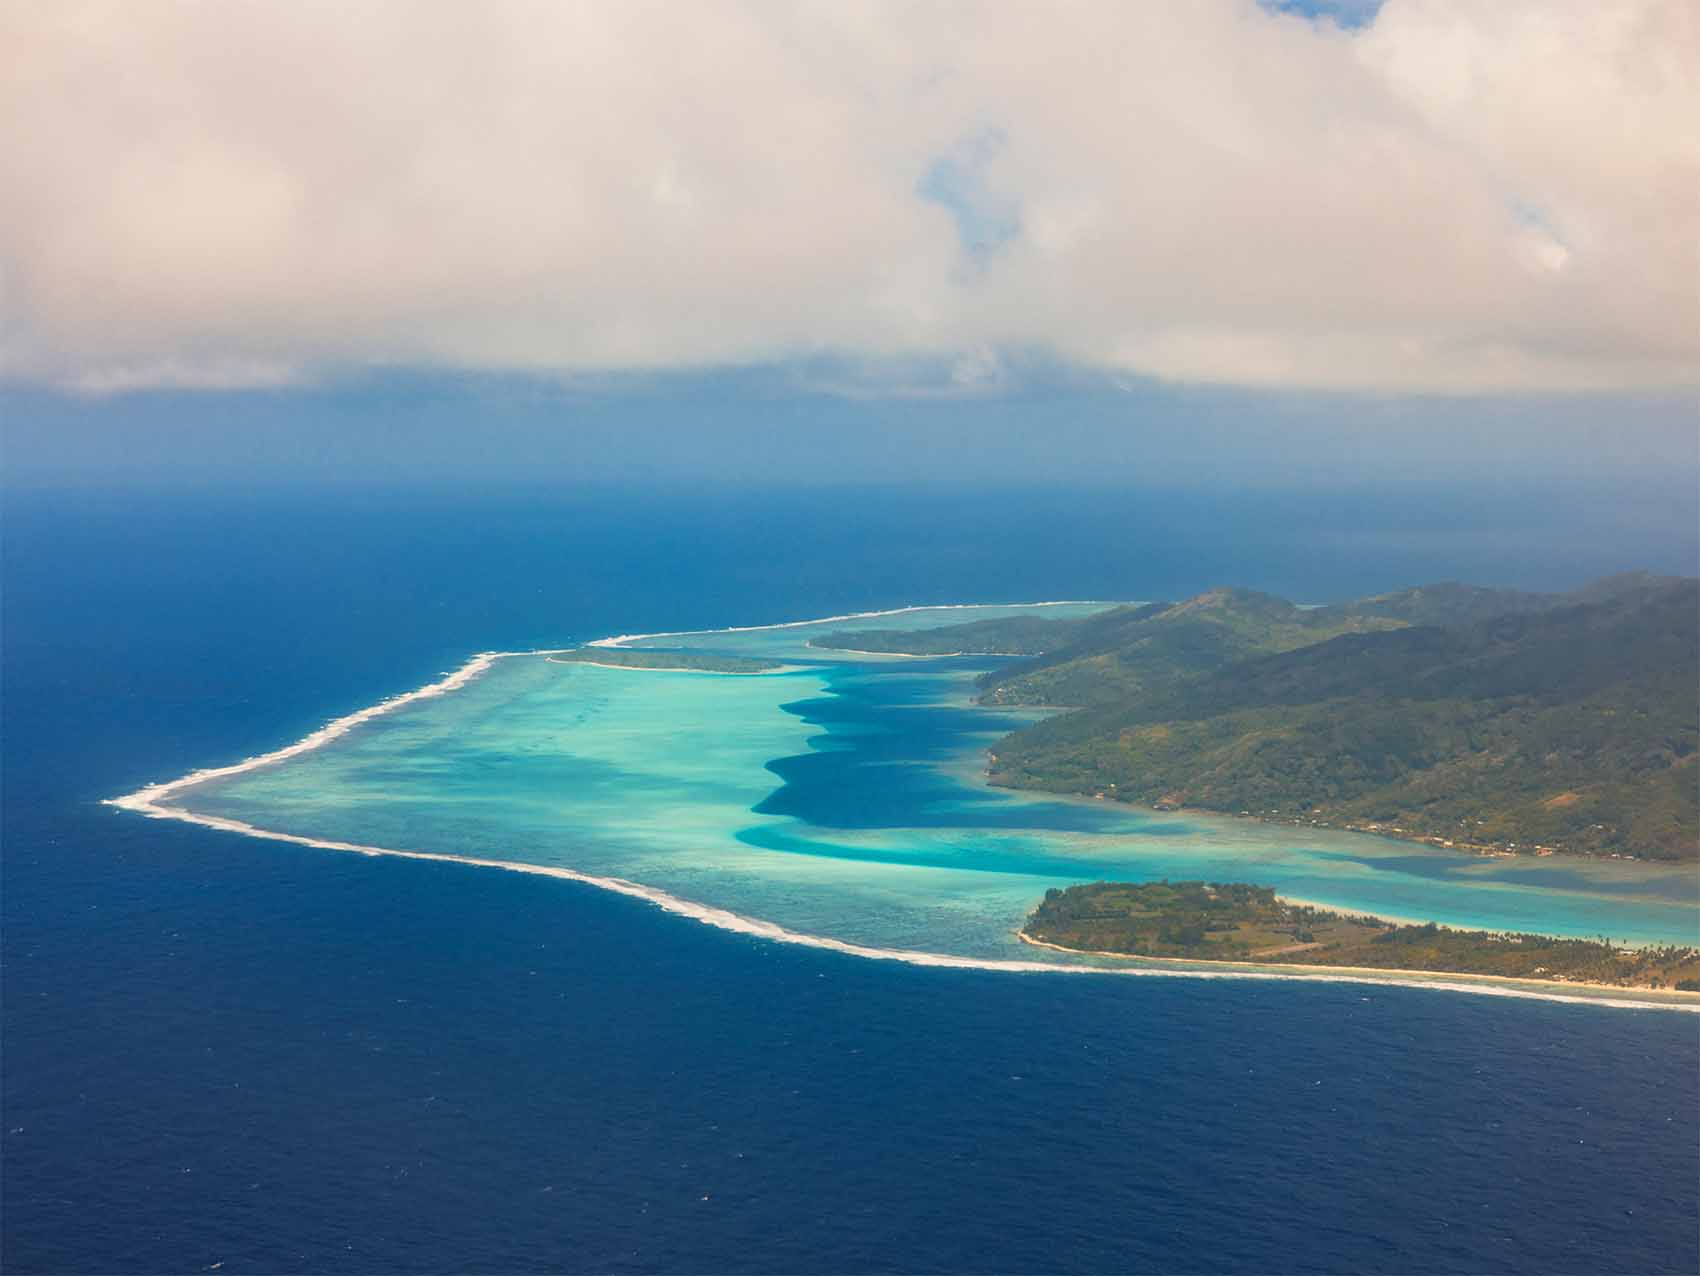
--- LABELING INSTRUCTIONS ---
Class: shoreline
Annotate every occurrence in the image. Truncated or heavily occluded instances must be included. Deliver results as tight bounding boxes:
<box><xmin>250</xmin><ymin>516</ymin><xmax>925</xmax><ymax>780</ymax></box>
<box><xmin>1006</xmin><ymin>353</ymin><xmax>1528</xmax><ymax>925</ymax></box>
<box><xmin>1015</xmin><ymin>932</ymin><xmax>1700</xmax><ymax>1007</ymax></box>
<box><xmin>978</xmin><ymin>763</ymin><xmax>1693</xmax><ymax>945</ymax></box>
<box><xmin>1154</xmin><ymin>799</ymin><xmax>1662</xmax><ymax>865</ymax></box>
<box><xmin>108</xmin><ymin>648</ymin><xmax>529</xmax><ymax>815</ymax></box>
<box><xmin>103</xmin><ymin>602</ymin><xmax>1697</xmax><ymax>1013</ymax></box>
<box><xmin>103</xmin><ymin>790</ymin><xmax>1699</xmax><ymax>1011</ymax></box>
<box><xmin>984</xmin><ymin>773</ymin><xmax>1678</xmax><ymax>867</ymax></box>
<box><xmin>108</xmin><ymin>602</ymin><xmax>1110</xmax><ymax>811</ymax></box>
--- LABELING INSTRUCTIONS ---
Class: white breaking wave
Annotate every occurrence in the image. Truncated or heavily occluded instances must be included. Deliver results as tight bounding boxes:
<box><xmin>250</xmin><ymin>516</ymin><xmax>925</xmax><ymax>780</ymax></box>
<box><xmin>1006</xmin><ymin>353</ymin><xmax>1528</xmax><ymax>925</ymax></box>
<box><xmin>99</xmin><ymin>796</ymin><xmax>1699</xmax><ymax>1012</ymax></box>
<box><xmin>108</xmin><ymin>648</ymin><xmax>538</xmax><ymax>813</ymax></box>
<box><xmin>103</xmin><ymin>604</ymin><xmax>1699</xmax><ymax>1014</ymax></box>
<box><xmin>108</xmin><ymin>601</ymin><xmax>1106</xmax><ymax>806</ymax></box>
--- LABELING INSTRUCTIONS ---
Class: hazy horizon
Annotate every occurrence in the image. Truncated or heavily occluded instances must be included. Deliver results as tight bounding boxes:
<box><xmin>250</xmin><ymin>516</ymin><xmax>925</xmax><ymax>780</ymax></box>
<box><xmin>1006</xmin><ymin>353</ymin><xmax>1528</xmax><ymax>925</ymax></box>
<box><xmin>5</xmin><ymin>0</ymin><xmax>1695</xmax><ymax>502</ymax></box>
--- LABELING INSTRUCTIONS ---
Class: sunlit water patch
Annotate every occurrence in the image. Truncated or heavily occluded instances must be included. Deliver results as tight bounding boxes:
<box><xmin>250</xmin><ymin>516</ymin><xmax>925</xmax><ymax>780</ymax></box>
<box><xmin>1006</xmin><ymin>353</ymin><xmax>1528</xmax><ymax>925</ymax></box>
<box><xmin>117</xmin><ymin>605</ymin><xmax>1700</xmax><ymax>1002</ymax></box>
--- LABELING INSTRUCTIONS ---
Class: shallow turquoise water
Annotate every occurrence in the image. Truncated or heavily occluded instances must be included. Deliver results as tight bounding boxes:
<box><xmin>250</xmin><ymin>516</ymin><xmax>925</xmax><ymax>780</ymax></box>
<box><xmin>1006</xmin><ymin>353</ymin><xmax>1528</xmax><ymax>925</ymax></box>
<box><xmin>173</xmin><ymin>605</ymin><xmax>1700</xmax><ymax>961</ymax></box>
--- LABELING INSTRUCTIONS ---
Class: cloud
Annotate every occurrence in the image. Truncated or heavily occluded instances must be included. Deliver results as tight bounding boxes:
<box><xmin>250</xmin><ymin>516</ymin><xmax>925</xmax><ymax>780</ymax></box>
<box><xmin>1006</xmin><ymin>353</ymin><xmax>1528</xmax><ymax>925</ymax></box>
<box><xmin>2</xmin><ymin>0</ymin><xmax>1695</xmax><ymax>393</ymax></box>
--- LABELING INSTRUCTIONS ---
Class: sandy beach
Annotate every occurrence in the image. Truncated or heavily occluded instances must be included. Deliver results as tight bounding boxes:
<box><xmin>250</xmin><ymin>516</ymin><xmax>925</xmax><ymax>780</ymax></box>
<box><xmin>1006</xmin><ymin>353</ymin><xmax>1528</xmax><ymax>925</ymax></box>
<box><xmin>1016</xmin><ymin>931</ymin><xmax>1700</xmax><ymax>1008</ymax></box>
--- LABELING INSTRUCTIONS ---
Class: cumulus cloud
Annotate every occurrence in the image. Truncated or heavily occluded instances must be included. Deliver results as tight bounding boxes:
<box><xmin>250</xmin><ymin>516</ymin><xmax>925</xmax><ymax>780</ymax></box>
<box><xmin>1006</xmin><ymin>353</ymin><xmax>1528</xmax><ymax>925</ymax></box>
<box><xmin>2</xmin><ymin>0</ymin><xmax>1695</xmax><ymax>393</ymax></box>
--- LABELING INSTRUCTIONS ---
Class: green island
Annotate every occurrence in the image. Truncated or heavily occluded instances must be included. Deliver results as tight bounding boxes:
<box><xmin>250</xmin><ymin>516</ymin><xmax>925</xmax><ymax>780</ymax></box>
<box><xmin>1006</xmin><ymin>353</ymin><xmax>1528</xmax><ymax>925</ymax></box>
<box><xmin>845</xmin><ymin>573</ymin><xmax>1697</xmax><ymax>860</ymax></box>
<box><xmin>1023</xmin><ymin>881</ymin><xmax>1700</xmax><ymax>990</ymax></box>
<box><xmin>548</xmin><ymin>647</ymin><xmax>791</xmax><ymax>673</ymax></box>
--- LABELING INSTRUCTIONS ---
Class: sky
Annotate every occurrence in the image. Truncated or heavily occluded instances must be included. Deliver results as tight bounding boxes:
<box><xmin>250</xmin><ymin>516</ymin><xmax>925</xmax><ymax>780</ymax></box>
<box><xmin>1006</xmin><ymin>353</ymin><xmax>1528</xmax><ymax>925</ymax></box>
<box><xmin>1</xmin><ymin>0</ymin><xmax>1696</xmax><ymax>494</ymax></box>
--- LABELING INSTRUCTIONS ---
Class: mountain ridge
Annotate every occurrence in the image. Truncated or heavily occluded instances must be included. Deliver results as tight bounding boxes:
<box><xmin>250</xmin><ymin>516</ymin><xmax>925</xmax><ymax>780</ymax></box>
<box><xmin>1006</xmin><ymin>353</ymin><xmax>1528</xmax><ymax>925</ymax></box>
<box><xmin>983</xmin><ymin>577</ymin><xmax>1697</xmax><ymax>860</ymax></box>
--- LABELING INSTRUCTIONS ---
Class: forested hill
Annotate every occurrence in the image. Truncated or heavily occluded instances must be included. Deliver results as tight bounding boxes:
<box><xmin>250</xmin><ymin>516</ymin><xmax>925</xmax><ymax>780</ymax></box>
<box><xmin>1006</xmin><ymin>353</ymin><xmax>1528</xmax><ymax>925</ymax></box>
<box><xmin>809</xmin><ymin>576</ymin><xmax>1687</xmax><ymax>667</ymax></box>
<box><xmin>976</xmin><ymin>576</ymin><xmax>1683</xmax><ymax>708</ymax></box>
<box><xmin>988</xmin><ymin>579</ymin><xmax>1699</xmax><ymax>861</ymax></box>
<box><xmin>976</xmin><ymin>588</ymin><xmax>1407</xmax><ymax>706</ymax></box>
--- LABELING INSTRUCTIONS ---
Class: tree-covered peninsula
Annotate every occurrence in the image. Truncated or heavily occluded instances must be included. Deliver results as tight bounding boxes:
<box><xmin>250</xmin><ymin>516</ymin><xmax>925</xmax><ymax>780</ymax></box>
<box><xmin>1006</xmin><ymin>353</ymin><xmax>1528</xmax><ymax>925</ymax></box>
<box><xmin>1024</xmin><ymin>881</ymin><xmax>1700</xmax><ymax>990</ymax></box>
<box><xmin>859</xmin><ymin>574</ymin><xmax>1699</xmax><ymax>860</ymax></box>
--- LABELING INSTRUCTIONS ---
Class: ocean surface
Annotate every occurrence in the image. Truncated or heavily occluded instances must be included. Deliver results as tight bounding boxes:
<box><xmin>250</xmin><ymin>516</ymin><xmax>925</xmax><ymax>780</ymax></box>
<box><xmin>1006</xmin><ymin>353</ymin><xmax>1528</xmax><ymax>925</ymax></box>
<box><xmin>5</xmin><ymin>483</ymin><xmax>1698</xmax><ymax>1274</ymax></box>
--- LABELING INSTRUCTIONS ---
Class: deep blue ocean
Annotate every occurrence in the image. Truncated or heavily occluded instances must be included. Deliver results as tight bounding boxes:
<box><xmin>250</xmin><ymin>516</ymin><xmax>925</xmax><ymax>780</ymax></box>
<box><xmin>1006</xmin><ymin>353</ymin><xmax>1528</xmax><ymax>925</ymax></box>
<box><xmin>5</xmin><ymin>483</ymin><xmax>1697</xmax><ymax>1275</ymax></box>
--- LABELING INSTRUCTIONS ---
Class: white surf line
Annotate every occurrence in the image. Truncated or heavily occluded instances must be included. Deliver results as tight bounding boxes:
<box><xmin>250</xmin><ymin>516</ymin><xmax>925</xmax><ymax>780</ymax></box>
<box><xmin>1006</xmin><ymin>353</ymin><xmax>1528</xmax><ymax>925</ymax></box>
<box><xmin>102</xmin><ymin>604</ymin><xmax>1697</xmax><ymax>1012</ymax></box>
<box><xmin>108</xmin><ymin>601</ymin><xmax>1097</xmax><ymax>806</ymax></box>
<box><xmin>106</xmin><ymin>648</ymin><xmax>552</xmax><ymax>814</ymax></box>
<box><xmin>588</xmin><ymin>600</ymin><xmax>1121</xmax><ymax>648</ymax></box>
<box><xmin>98</xmin><ymin>797</ymin><xmax>1699</xmax><ymax>1011</ymax></box>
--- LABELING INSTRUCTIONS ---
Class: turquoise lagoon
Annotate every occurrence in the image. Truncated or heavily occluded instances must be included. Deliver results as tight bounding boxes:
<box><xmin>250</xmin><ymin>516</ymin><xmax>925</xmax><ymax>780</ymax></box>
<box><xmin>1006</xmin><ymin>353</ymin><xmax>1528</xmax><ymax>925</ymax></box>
<box><xmin>139</xmin><ymin>604</ymin><xmax>1699</xmax><ymax>986</ymax></box>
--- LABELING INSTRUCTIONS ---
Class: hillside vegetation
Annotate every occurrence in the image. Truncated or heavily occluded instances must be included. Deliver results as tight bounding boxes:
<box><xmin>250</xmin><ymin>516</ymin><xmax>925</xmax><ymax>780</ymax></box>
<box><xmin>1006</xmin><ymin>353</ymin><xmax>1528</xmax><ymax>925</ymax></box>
<box><xmin>976</xmin><ymin>579</ymin><xmax>1630</xmax><ymax>707</ymax></box>
<box><xmin>874</xmin><ymin>574</ymin><xmax>1698</xmax><ymax>860</ymax></box>
<box><xmin>976</xmin><ymin>589</ymin><xmax>1415</xmax><ymax>706</ymax></box>
<box><xmin>1024</xmin><ymin>881</ymin><xmax>1700</xmax><ymax>989</ymax></box>
<box><xmin>991</xmin><ymin>578</ymin><xmax>1697</xmax><ymax>860</ymax></box>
